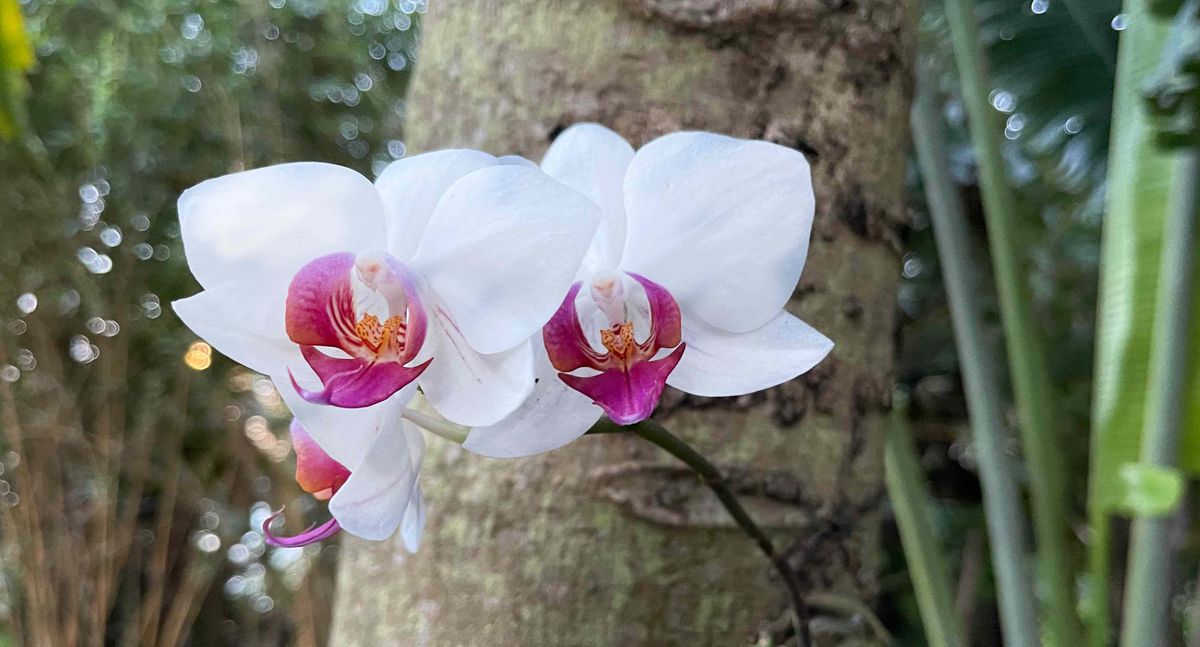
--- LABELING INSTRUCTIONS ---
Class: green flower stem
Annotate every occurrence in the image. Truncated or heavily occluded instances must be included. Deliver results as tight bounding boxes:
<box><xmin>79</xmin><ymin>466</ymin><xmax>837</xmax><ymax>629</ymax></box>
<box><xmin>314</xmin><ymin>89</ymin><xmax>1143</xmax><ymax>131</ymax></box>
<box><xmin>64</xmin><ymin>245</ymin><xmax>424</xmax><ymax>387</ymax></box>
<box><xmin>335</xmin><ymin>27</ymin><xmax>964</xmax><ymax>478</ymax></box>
<box><xmin>588</xmin><ymin>419</ymin><xmax>810</xmax><ymax>646</ymax></box>
<box><xmin>885</xmin><ymin>392</ymin><xmax>966</xmax><ymax>647</ymax></box>
<box><xmin>911</xmin><ymin>57</ymin><xmax>1041</xmax><ymax>647</ymax></box>
<box><xmin>1118</xmin><ymin>150</ymin><xmax>1200</xmax><ymax>647</ymax></box>
<box><xmin>944</xmin><ymin>0</ymin><xmax>1077</xmax><ymax>643</ymax></box>
<box><xmin>401</xmin><ymin>408</ymin><xmax>469</xmax><ymax>444</ymax></box>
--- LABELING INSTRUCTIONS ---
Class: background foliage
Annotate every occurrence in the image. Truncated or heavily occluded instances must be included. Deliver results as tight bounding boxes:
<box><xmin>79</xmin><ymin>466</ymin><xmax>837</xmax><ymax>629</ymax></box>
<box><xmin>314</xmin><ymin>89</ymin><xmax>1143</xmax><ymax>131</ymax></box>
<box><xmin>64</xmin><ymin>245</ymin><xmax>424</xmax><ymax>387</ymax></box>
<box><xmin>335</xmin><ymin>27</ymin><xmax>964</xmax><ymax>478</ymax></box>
<box><xmin>891</xmin><ymin>1</ymin><xmax>1124</xmax><ymax>644</ymax></box>
<box><xmin>0</xmin><ymin>0</ymin><xmax>418</xmax><ymax>643</ymax></box>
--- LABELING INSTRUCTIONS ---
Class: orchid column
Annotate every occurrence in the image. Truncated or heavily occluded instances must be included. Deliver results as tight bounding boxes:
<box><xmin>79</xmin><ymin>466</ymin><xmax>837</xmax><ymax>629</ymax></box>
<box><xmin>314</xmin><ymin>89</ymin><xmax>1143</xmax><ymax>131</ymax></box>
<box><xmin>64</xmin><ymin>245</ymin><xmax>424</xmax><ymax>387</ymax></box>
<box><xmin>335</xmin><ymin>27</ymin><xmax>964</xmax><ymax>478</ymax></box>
<box><xmin>331</xmin><ymin>1</ymin><xmax>914</xmax><ymax>644</ymax></box>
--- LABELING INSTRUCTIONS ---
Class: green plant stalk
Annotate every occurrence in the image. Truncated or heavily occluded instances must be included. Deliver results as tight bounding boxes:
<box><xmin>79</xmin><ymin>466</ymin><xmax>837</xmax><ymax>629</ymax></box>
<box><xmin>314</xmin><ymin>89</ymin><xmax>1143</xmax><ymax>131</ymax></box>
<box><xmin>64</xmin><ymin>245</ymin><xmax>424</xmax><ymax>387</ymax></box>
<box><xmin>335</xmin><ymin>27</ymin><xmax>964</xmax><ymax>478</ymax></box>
<box><xmin>1088</xmin><ymin>4</ymin><xmax>1178</xmax><ymax>643</ymax></box>
<box><xmin>1118</xmin><ymin>150</ymin><xmax>1200</xmax><ymax>647</ymax></box>
<box><xmin>401</xmin><ymin>407</ymin><xmax>469</xmax><ymax>444</ymax></box>
<box><xmin>588</xmin><ymin>419</ymin><xmax>811</xmax><ymax>646</ymax></box>
<box><xmin>911</xmin><ymin>62</ymin><xmax>1040</xmax><ymax>647</ymax></box>
<box><xmin>885</xmin><ymin>391</ymin><xmax>966</xmax><ymax>647</ymax></box>
<box><xmin>943</xmin><ymin>0</ymin><xmax>1077</xmax><ymax>642</ymax></box>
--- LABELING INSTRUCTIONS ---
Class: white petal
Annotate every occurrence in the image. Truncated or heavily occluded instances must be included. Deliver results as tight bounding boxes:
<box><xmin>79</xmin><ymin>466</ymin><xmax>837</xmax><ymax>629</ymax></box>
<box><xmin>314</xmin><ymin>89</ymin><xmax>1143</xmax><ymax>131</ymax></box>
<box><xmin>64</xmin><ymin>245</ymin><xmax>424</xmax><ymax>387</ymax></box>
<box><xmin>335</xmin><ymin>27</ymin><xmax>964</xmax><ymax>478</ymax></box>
<box><xmin>621</xmin><ymin>132</ymin><xmax>815</xmax><ymax>332</ymax></box>
<box><xmin>173</xmin><ymin>291</ymin><xmax>298</xmax><ymax>375</ymax></box>
<box><xmin>179</xmin><ymin>163</ymin><xmax>386</xmax><ymax>335</ymax></box>
<box><xmin>409</xmin><ymin>165</ymin><xmax>601</xmax><ymax>354</ymax></box>
<box><xmin>497</xmin><ymin>154</ymin><xmax>538</xmax><ymax>168</ymax></box>
<box><xmin>667</xmin><ymin>310</ymin><xmax>833</xmax><ymax>397</ymax></box>
<box><xmin>400</xmin><ymin>482</ymin><xmax>426</xmax><ymax>553</ymax></box>
<box><xmin>541</xmin><ymin>124</ymin><xmax>635</xmax><ymax>272</ymax></box>
<box><xmin>463</xmin><ymin>344</ymin><xmax>601</xmax><ymax>458</ymax></box>
<box><xmin>374</xmin><ymin>150</ymin><xmax>498</xmax><ymax>259</ymax></box>
<box><xmin>418</xmin><ymin>309</ymin><xmax>535</xmax><ymax>427</ymax></box>
<box><xmin>278</xmin><ymin>376</ymin><xmax>416</xmax><ymax>470</ymax></box>
<box><xmin>328</xmin><ymin>407</ymin><xmax>423</xmax><ymax>541</ymax></box>
<box><xmin>399</xmin><ymin>422</ymin><xmax>426</xmax><ymax>552</ymax></box>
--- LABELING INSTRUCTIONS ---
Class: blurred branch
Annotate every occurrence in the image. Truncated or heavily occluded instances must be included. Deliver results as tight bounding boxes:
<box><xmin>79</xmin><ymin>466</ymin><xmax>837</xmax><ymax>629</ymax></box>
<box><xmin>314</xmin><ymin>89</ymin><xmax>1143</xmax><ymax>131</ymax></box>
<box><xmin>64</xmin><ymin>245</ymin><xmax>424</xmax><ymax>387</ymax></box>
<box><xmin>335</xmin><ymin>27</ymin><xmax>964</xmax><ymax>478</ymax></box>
<box><xmin>158</xmin><ymin>558</ymin><xmax>219</xmax><ymax>647</ymax></box>
<box><xmin>911</xmin><ymin>55</ymin><xmax>1041</xmax><ymax>647</ymax></box>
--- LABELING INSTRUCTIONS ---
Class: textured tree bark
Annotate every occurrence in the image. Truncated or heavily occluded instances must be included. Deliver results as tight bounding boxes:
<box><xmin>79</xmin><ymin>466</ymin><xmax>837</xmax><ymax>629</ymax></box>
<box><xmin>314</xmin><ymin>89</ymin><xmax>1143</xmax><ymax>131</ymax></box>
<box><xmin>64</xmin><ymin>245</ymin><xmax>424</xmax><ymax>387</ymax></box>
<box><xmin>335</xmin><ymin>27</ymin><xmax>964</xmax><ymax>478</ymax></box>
<box><xmin>331</xmin><ymin>1</ymin><xmax>912</xmax><ymax>645</ymax></box>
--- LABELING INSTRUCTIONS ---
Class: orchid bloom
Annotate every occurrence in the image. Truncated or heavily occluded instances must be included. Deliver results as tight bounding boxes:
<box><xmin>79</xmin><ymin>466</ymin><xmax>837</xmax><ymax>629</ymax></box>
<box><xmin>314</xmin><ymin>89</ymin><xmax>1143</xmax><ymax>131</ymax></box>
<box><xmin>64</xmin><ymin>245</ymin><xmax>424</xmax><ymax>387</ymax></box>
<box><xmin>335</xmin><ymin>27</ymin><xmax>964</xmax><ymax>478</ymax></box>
<box><xmin>263</xmin><ymin>419</ymin><xmax>427</xmax><ymax>551</ymax></box>
<box><xmin>465</xmin><ymin>124</ymin><xmax>833</xmax><ymax>458</ymax></box>
<box><xmin>173</xmin><ymin>155</ymin><xmax>600</xmax><ymax>543</ymax></box>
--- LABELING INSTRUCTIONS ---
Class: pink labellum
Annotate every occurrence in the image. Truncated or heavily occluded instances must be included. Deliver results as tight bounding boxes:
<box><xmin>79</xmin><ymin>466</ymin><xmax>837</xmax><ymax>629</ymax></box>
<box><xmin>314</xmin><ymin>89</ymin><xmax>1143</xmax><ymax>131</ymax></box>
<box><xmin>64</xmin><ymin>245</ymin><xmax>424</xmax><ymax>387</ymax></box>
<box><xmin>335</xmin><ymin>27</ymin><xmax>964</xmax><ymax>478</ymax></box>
<box><xmin>543</xmin><ymin>272</ymin><xmax>684</xmax><ymax>425</ymax></box>
<box><xmin>285</xmin><ymin>252</ymin><xmax>430</xmax><ymax>408</ymax></box>
<box><xmin>289</xmin><ymin>348</ymin><xmax>432</xmax><ymax>409</ymax></box>
<box><xmin>559</xmin><ymin>344</ymin><xmax>685</xmax><ymax>424</ymax></box>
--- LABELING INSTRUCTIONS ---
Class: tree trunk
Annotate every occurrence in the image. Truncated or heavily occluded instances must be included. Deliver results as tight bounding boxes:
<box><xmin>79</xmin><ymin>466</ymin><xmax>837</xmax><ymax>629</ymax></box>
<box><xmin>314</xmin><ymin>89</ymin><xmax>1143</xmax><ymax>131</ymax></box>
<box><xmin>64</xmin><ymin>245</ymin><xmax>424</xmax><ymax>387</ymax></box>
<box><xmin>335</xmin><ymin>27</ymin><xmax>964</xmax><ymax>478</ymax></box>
<box><xmin>331</xmin><ymin>1</ymin><xmax>912</xmax><ymax>644</ymax></box>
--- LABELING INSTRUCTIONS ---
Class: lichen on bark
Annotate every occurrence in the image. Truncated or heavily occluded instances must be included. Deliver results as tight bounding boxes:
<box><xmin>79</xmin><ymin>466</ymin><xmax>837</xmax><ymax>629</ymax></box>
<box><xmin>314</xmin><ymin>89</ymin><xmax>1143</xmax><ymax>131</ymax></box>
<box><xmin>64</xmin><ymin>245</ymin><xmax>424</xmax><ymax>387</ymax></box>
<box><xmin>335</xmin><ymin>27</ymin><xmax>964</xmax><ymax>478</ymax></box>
<box><xmin>331</xmin><ymin>1</ymin><xmax>912</xmax><ymax>645</ymax></box>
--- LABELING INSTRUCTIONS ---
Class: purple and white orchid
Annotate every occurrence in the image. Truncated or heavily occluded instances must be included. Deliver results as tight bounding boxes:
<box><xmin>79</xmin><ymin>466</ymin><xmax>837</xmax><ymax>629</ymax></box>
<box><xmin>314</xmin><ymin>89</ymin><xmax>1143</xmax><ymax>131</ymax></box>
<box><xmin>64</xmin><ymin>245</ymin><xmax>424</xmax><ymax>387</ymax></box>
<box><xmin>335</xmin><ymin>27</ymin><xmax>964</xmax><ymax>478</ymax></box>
<box><xmin>465</xmin><ymin>124</ymin><xmax>833</xmax><ymax>458</ymax></box>
<box><xmin>173</xmin><ymin>154</ymin><xmax>600</xmax><ymax>544</ymax></box>
<box><xmin>174</xmin><ymin>126</ymin><xmax>831</xmax><ymax>548</ymax></box>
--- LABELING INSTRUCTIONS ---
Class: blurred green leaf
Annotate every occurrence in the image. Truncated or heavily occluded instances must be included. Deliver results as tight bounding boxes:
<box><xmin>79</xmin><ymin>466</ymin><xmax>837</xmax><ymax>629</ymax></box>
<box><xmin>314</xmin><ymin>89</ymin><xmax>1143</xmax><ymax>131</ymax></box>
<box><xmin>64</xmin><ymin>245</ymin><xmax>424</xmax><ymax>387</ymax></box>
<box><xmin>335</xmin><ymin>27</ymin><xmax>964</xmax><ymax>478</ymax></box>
<box><xmin>1090</xmin><ymin>0</ymin><xmax>1200</xmax><ymax>520</ymax></box>
<box><xmin>980</xmin><ymin>0</ymin><xmax>1118</xmax><ymax>193</ymax></box>
<box><xmin>1114</xmin><ymin>462</ymin><xmax>1185</xmax><ymax>516</ymax></box>
<box><xmin>0</xmin><ymin>0</ymin><xmax>33</xmax><ymax>71</ymax></box>
<box><xmin>0</xmin><ymin>0</ymin><xmax>33</xmax><ymax>142</ymax></box>
<box><xmin>1087</xmin><ymin>1</ymin><xmax>1200</xmax><ymax>643</ymax></box>
<box><xmin>1142</xmin><ymin>0</ymin><xmax>1200</xmax><ymax>146</ymax></box>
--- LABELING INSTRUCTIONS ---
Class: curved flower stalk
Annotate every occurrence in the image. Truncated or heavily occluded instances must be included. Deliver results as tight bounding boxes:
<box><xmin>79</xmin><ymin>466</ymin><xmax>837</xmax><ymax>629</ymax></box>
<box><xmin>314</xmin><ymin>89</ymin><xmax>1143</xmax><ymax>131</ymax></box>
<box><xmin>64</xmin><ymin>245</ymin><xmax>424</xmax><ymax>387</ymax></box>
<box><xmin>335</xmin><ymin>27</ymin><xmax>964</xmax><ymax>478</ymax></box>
<box><xmin>465</xmin><ymin>124</ymin><xmax>834</xmax><ymax>458</ymax></box>
<box><xmin>264</xmin><ymin>419</ymin><xmax>426</xmax><ymax>551</ymax></box>
<box><xmin>173</xmin><ymin>154</ymin><xmax>600</xmax><ymax>541</ymax></box>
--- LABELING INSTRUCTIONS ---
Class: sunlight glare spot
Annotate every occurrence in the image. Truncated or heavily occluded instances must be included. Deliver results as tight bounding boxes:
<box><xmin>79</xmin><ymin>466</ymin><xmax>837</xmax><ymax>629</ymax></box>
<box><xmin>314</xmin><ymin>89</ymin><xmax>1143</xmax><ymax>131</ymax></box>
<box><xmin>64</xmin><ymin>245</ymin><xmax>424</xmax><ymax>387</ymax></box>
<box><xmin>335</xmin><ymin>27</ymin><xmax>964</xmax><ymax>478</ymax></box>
<box><xmin>185</xmin><ymin>341</ymin><xmax>213</xmax><ymax>370</ymax></box>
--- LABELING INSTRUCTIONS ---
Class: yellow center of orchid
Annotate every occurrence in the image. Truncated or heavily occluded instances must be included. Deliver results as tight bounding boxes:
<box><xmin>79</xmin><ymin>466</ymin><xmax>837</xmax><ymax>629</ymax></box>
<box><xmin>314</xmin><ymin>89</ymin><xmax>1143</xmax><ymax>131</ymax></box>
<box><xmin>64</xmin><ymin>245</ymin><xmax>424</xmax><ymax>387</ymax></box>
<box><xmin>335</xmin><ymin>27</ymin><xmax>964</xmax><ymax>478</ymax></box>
<box><xmin>600</xmin><ymin>321</ymin><xmax>636</xmax><ymax>359</ymax></box>
<box><xmin>355</xmin><ymin>313</ymin><xmax>406</xmax><ymax>354</ymax></box>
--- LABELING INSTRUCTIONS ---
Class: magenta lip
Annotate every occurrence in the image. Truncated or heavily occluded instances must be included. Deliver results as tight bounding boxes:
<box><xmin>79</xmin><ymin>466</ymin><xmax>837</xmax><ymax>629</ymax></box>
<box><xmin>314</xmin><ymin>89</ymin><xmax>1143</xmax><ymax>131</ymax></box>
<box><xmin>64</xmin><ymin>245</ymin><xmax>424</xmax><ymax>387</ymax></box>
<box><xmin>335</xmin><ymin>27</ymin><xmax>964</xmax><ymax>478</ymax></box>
<box><xmin>543</xmin><ymin>272</ymin><xmax>685</xmax><ymax>426</ymax></box>
<box><xmin>262</xmin><ymin>509</ymin><xmax>342</xmax><ymax>547</ymax></box>
<box><xmin>285</xmin><ymin>252</ymin><xmax>430</xmax><ymax>409</ymax></box>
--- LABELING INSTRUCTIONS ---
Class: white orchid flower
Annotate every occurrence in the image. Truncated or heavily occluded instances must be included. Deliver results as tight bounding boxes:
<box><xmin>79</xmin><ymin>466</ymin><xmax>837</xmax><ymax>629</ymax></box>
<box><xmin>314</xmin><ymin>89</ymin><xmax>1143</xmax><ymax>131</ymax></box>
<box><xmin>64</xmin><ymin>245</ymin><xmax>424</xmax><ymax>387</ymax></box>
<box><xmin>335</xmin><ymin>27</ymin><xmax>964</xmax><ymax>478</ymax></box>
<box><xmin>172</xmin><ymin>155</ymin><xmax>601</xmax><ymax>544</ymax></box>
<box><xmin>465</xmin><ymin>124</ymin><xmax>834</xmax><ymax>458</ymax></box>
